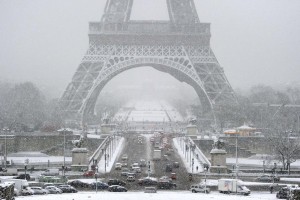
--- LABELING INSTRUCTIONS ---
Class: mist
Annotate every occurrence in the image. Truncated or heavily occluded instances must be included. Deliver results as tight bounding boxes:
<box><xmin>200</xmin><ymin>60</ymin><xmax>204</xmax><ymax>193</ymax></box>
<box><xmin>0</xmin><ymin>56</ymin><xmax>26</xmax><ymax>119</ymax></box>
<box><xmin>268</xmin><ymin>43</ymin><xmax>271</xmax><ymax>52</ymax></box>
<box><xmin>0</xmin><ymin>0</ymin><xmax>299</xmax><ymax>99</ymax></box>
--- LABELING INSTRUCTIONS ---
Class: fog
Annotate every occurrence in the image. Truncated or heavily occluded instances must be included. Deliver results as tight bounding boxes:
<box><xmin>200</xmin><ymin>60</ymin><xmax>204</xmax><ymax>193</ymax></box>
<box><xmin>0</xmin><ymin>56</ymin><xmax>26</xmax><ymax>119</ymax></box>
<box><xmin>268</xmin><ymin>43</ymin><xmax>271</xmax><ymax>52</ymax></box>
<box><xmin>0</xmin><ymin>0</ymin><xmax>300</xmax><ymax>98</ymax></box>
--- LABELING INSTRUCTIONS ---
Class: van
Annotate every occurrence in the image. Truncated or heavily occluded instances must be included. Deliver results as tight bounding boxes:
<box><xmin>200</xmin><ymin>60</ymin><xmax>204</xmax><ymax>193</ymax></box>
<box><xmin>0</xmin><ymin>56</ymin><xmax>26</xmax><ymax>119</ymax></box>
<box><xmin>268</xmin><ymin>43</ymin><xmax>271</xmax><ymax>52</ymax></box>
<box><xmin>144</xmin><ymin>187</ymin><xmax>157</xmax><ymax>193</ymax></box>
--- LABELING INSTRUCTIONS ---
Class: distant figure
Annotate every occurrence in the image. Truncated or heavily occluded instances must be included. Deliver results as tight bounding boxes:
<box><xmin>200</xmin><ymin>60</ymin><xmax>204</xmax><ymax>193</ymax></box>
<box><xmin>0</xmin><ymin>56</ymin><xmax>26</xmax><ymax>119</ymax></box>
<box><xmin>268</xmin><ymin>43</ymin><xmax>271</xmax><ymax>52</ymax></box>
<box><xmin>196</xmin><ymin>166</ymin><xmax>198</xmax><ymax>172</ymax></box>
<box><xmin>270</xmin><ymin>185</ymin><xmax>274</xmax><ymax>194</ymax></box>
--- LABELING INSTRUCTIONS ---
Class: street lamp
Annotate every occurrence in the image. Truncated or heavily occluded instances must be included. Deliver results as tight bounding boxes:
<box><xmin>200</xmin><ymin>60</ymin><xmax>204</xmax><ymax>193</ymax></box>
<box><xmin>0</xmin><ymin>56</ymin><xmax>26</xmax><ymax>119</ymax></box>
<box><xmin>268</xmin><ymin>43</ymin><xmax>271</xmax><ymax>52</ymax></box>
<box><xmin>192</xmin><ymin>158</ymin><xmax>194</xmax><ymax>173</ymax></box>
<box><xmin>204</xmin><ymin>165</ymin><xmax>208</xmax><ymax>194</ymax></box>
<box><xmin>62</xmin><ymin>128</ymin><xmax>67</xmax><ymax>178</ymax></box>
<box><xmin>2</xmin><ymin>128</ymin><xmax>9</xmax><ymax>169</ymax></box>
<box><xmin>24</xmin><ymin>164</ymin><xmax>27</xmax><ymax>180</ymax></box>
<box><xmin>101</xmin><ymin>149</ymin><xmax>107</xmax><ymax>174</ymax></box>
<box><xmin>147</xmin><ymin>161</ymin><xmax>151</xmax><ymax>177</ymax></box>
<box><xmin>95</xmin><ymin>166</ymin><xmax>98</xmax><ymax>193</ymax></box>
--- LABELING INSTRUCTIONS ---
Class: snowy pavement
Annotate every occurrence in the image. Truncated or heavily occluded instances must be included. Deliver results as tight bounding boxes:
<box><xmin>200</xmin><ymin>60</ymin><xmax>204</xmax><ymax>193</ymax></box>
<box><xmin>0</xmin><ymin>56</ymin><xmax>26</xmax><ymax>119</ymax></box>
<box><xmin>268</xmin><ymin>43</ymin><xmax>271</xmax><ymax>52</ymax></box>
<box><xmin>14</xmin><ymin>191</ymin><xmax>279</xmax><ymax>200</ymax></box>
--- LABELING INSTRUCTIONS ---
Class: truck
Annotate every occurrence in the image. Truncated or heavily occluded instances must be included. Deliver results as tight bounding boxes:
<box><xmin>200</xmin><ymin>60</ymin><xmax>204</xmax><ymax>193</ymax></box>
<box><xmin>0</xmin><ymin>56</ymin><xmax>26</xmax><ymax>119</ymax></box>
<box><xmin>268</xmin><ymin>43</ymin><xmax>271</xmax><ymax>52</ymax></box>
<box><xmin>0</xmin><ymin>168</ymin><xmax>18</xmax><ymax>176</ymax></box>
<box><xmin>218</xmin><ymin>179</ymin><xmax>250</xmax><ymax>196</ymax></box>
<box><xmin>0</xmin><ymin>178</ymin><xmax>33</xmax><ymax>196</ymax></box>
<box><xmin>153</xmin><ymin>150</ymin><xmax>161</xmax><ymax>161</ymax></box>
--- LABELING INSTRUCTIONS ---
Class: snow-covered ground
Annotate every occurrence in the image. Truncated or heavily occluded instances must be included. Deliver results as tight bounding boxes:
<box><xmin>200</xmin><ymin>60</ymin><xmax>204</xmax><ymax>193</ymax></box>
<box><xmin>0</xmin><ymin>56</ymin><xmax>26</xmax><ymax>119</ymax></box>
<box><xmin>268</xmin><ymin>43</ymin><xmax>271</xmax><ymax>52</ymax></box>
<box><xmin>115</xmin><ymin>100</ymin><xmax>184</xmax><ymax>123</ymax></box>
<box><xmin>14</xmin><ymin>191</ymin><xmax>280</xmax><ymax>200</ymax></box>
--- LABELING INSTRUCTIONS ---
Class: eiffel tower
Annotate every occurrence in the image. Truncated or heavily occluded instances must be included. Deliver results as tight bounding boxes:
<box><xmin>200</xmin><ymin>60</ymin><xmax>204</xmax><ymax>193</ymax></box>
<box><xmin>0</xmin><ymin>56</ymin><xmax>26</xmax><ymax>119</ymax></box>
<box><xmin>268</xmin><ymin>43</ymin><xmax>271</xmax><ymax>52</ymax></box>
<box><xmin>59</xmin><ymin>0</ymin><xmax>237</xmax><ymax>123</ymax></box>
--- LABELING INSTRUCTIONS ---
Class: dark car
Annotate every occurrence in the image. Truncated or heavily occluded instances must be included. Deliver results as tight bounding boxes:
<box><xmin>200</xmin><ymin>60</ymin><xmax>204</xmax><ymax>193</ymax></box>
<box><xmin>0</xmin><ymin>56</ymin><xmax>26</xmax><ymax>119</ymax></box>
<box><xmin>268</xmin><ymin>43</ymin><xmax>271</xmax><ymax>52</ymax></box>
<box><xmin>138</xmin><ymin>177</ymin><xmax>158</xmax><ymax>186</ymax></box>
<box><xmin>256</xmin><ymin>174</ymin><xmax>280</xmax><ymax>182</ymax></box>
<box><xmin>276</xmin><ymin>187</ymin><xmax>289</xmax><ymax>199</ymax></box>
<box><xmin>68</xmin><ymin>180</ymin><xmax>90</xmax><ymax>188</ymax></box>
<box><xmin>90</xmin><ymin>181</ymin><xmax>109</xmax><ymax>190</ymax></box>
<box><xmin>121</xmin><ymin>168</ymin><xmax>130</xmax><ymax>176</ymax></box>
<box><xmin>15</xmin><ymin>173</ymin><xmax>31</xmax><ymax>181</ymax></box>
<box><xmin>108</xmin><ymin>185</ymin><xmax>127</xmax><ymax>192</ymax></box>
<box><xmin>107</xmin><ymin>179</ymin><xmax>126</xmax><ymax>186</ymax></box>
<box><xmin>166</xmin><ymin>164</ymin><xmax>172</xmax><ymax>172</ymax></box>
<box><xmin>173</xmin><ymin>162</ymin><xmax>180</xmax><ymax>168</ymax></box>
<box><xmin>58</xmin><ymin>185</ymin><xmax>78</xmax><ymax>193</ymax></box>
<box><xmin>157</xmin><ymin>181</ymin><xmax>177</xmax><ymax>189</ymax></box>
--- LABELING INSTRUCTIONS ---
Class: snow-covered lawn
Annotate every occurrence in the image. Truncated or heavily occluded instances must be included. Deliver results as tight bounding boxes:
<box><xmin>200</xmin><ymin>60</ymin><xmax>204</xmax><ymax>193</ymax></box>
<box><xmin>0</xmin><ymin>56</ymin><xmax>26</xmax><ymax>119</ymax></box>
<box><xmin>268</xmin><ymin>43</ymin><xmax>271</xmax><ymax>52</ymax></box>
<box><xmin>15</xmin><ymin>191</ymin><xmax>279</xmax><ymax>200</ymax></box>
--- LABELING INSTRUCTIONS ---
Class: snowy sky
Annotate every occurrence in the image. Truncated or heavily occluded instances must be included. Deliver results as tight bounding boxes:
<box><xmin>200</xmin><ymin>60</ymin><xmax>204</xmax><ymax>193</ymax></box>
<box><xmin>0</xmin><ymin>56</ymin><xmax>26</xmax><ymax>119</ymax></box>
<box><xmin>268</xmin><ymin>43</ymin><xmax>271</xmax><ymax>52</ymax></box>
<box><xmin>0</xmin><ymin>0</ymin><xmax>299</xmax><ymax>98</ymax></box>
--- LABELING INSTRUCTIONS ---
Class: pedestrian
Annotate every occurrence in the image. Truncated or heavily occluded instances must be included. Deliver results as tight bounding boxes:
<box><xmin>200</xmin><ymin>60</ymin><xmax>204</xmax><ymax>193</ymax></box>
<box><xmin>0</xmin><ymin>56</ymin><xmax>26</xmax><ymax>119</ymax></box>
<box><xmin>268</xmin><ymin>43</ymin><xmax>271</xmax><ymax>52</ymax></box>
<box><xmin>270</xmin><ymin>185</ymin><xmax>274</xmax><ymax>194</ymax></box>
<box><xmin>196</xmin><ymin>166</ymin><xmax>198</xmax><ymax>171</ymax></box>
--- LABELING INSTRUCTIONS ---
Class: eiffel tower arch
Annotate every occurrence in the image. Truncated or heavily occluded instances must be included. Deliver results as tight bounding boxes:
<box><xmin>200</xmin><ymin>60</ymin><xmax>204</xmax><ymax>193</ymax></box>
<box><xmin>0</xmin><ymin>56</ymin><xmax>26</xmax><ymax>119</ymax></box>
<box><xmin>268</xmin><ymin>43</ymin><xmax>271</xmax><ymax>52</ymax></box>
<box><xmin>59</xmin><ymin>0</ymin><xmax>237</xmax><ymax>124</ymax></box>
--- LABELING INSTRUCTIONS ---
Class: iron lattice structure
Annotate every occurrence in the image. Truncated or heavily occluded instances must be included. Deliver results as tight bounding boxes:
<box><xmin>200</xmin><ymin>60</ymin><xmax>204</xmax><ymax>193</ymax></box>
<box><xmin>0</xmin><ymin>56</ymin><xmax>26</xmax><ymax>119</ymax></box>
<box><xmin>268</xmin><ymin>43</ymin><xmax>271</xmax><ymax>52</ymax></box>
<box><xmin>59</xmin><ymin>0</ymin><xmax>237</xmax><ymax>123</ymax></box>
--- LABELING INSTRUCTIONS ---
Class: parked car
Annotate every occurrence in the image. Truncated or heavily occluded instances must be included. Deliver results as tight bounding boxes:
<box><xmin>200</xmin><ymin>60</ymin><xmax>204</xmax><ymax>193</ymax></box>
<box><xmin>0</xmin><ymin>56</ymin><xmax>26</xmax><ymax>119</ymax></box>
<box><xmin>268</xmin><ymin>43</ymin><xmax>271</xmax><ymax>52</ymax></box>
<box><xmin>44</xmin><ymin>186</ymin><xmax>62</xmax><ymax>194</ymax></box>
<box><xmin>108</xmin><ymin>185</ymin><xmax>127</xmax><ymax>192</ymax></box>
<box><xmin>15</xmin><ymin>173</ymin><xmax>31</xmax><ymax>181</ymax></box>
<box><xmin>276</xmin><ymin>187</ymin><xmax>289</xmax><ymax>199</ymax></box>
<box><xmin>190</xmin><ymin>184</ymin><xmax>210</xmax><ymax>193</ymax></box>
<box><xmin>107</xmin><ymin>179</ymin><xmax>126</xmax><ymax>186</ymax></box>
<box><xmin>68</xmin><ymin>179</ymin><xmax>90</xmax><ymax>188</ymax></box>
<box><xmin>31</xmin><ymin>187</ymin><xmax>48</xmax><ymax>195</ymax></box>
<box><xmin>83</xmin><ymin>170</ymin><xmax>95</xmax><ymax>177</ymax></box>
<box><xmin>90</xmin><ymin>181</ymin><xmax>109</xmax><ymax>190</ymax></box>
<box><xmin>157</xmin><ymin>181</ymin><xmax>176</xmax><ymax>189</ymax></box>
<box><xmin>58</xmin><ymin>185</ymin><xmax>78</xmax><ymax>193</ymax></box>
<box><xmin>138</xmin><ymin>177</ymin><xmax>158</xmax><ymax>186</ymax></box>
<box><xmin>159</xmin><ymin>176</ymin><xmax>171</xmax><ymax>182</ymax></box>
<box><xmin>255</xmin><ymin>174</ymin><xmax>280</xmax><ymax>182</ymax></box>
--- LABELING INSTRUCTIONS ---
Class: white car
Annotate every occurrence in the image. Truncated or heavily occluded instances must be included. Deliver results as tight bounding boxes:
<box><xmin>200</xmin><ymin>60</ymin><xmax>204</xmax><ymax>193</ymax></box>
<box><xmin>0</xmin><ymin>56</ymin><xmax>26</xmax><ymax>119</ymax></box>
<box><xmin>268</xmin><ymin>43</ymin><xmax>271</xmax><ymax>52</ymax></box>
<box><xmin>132</xmin><ymin>166</ymin><xmax>141</xmax><ymax>173</ymax></box>
<box><xmin>31</xmin><ymin>187</ymin><xmax>49</xmax><ymax>195</ymax></box>
<box><xmin>115</xmin><ymin>163</ymin><xmax>122</xmax><ymax>170</ymax></box>
<box><xmin>190</xmin><ymin>184</ymin><xmax>210</xmax><ymax>193</ymax></box>
<box><xmin>45</xmin><ymin>186</ymin><xmax>63</xmax><ymax>194</ymax></box>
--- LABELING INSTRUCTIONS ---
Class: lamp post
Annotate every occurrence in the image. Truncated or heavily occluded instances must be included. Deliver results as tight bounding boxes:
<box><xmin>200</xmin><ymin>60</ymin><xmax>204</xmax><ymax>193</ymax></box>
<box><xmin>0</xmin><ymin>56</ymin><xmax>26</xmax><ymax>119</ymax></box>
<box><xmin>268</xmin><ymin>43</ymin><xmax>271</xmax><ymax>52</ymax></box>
<box><xmin>62</xmin><ymin>128</ymin><xmax>67</xmax><ymax>178</ymax></box>
<box><xmin>235</xmin><ymin>133</ymin><xmax>239</xmax><ymax>179</ymax></box>
<box><xmin>95</xmin><ymin>166</ymin><xmax>98</xmax><ymax>193</ymax></box>
<box><xmin>204</xmin><ymin>165</ymin><xmax>207</xmax><ymax>194</ymax></box>
<box><xmin>102</xmin><ymin>149</ymin><xmax>107</xmax><ymax>174</ymax></box>
<box><xmin>24</xmin><ymin>163</ymin><xmax>27</xmax><ymax>180</ymax></box>
<box><xmin>147</xmin><ymin>161</ymin><xmax>151</xmax><ymax>177</ymax></box>
<box><xmin>192</xmin><ymin>158</ymin><xmax>194</xmax><ymax>173</ymax></box>
<box><xmin>2</xmin><ymin>128</ymin><xmax>9</xmax><ymax>169</ymax></box>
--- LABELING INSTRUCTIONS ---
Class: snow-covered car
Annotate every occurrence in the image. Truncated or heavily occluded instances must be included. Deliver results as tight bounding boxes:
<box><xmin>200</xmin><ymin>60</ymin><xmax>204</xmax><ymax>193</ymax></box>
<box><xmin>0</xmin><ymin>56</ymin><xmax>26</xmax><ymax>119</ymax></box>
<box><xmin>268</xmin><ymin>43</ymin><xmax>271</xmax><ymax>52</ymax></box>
<box><xmin>115</xmin><ymin>163</ymin><xmax>122</xmax><ymax>170</ymax></box>
<box><xmin>127</xmin><ymin>175</ymin><xmax>135</xmax><ymax>182</ymax></box>
<box><xmin>190</xmin><ymin>184</ymin><xmax>210</xmax><ymax>193</ymax></box>
<box><xmin>255</xmin><ymin>174</ymin><xmax>280</xmax><ymax>182</ymax></box>
<box><xmin>30</xmin><ymin>187</ymin><xmax>49</xmax><ymax>195</ymax></box>
<box><xmin>108</xmin><ymin>185</ymin><xmax>127</xmax><ymax>192</ymax></box>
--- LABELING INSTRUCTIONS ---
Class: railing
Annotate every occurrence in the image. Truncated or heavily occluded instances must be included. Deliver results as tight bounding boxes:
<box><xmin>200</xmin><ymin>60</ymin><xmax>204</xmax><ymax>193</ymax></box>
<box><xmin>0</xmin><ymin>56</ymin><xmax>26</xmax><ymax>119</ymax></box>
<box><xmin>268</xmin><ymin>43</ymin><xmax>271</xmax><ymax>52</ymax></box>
<box><xmin>89</xmin><ymin>21</ymin><xmax>210</xmax><ymax>35</ymax></box>
<box><xmin>88</xmin><ymin>136</ymin><xmax>109</xmax><ymax>166</ymax></box>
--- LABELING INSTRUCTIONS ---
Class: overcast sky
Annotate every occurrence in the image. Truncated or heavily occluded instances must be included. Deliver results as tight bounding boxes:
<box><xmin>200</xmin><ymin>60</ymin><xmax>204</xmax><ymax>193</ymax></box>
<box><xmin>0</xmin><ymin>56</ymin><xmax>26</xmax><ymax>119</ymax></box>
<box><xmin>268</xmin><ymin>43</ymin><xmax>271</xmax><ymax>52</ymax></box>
<box><xmin>0</xmin><ymin>0</ymin><xmax>299</xmax><ymax>98</ymax></box>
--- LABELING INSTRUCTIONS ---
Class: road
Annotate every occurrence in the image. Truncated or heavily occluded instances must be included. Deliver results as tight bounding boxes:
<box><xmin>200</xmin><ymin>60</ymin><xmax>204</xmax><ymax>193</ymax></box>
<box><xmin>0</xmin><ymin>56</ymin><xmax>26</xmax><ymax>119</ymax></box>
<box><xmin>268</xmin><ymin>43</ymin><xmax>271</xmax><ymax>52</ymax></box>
<box><xmin>105</xmin><ymin>133</ymin><xmax>200</xmax><ymax>190</ymax></box>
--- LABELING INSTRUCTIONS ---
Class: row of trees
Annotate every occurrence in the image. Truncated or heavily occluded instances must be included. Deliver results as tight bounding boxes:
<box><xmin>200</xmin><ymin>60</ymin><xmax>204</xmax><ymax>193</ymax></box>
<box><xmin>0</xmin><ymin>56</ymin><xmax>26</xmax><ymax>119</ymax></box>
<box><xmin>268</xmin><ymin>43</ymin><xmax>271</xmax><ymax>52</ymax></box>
<box><xmin>0</xmin><ymin>82</ymin><xmax>62</xmax><ymax>132</ymax></box>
